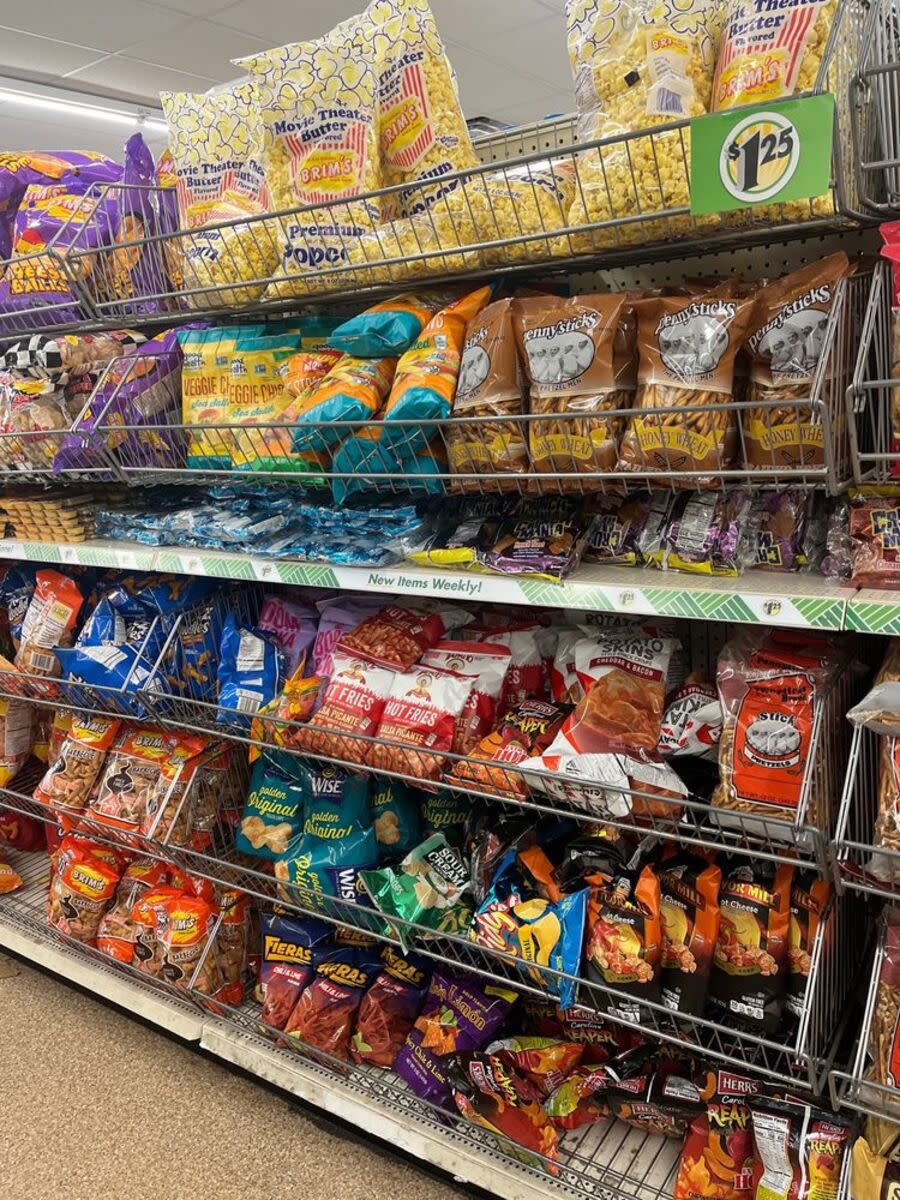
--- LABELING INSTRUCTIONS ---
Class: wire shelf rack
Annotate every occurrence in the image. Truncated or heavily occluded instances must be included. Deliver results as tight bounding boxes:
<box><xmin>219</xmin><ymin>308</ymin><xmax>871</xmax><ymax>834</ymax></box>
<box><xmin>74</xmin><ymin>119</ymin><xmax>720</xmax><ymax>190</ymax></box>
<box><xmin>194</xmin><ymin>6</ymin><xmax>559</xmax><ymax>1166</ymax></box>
<box><xmin>0</xmin><ymin>748</ymin><xmax>860</xmax><ymax>1093</ymax></box>
<box><xmin>834</xmin><ymin>722</ymin><xmax>900</xmax><ymax>899</ymax></box>
<box><xmin>849</xmin><ymin>0</ymin><xmax>900</xmax><ymax>213</ymax></box>
<box><xmin>0</xmin><ymin>0</ymin><xmax>876</xmax><ymax>341</ymax></box>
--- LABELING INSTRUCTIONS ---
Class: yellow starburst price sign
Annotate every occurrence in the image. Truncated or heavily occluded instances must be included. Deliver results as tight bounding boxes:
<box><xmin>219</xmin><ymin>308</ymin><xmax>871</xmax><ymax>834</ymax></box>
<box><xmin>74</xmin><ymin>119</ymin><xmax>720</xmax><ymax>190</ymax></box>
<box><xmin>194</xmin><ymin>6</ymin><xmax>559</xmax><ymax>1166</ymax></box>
<box><xmin>690</xmin><ymin>94</ymin><xmax>835</xmax><ymax>215</ymax></box>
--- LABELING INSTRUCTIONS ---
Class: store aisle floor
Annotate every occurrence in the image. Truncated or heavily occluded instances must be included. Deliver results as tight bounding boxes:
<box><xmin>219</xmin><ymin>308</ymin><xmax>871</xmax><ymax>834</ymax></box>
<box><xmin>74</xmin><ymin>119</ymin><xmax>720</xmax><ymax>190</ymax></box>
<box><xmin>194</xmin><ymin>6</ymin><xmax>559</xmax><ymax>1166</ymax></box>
<box><xmin>0</xmin><ymin>955</ymin><xmax>471</xmax><ymax>1200</ymax></box>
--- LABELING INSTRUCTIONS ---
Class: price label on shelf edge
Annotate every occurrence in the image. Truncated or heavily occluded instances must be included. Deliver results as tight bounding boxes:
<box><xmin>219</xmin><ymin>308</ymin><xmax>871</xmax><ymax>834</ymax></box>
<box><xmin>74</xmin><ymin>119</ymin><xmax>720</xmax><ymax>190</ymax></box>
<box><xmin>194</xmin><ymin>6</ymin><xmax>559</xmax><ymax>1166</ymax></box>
<box><xmin>690</xmin><ymin>94</ymin><xmax>835</xmax><ymax>215</ymax></box>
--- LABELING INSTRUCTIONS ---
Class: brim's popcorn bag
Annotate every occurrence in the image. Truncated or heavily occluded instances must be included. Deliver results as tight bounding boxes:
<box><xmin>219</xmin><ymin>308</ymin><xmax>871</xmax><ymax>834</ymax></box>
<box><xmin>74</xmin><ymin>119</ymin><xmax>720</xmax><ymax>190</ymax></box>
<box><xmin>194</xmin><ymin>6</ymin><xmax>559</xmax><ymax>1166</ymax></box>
<box><xmin>160</xmin><ymin>78</ymin><xmax>277</xmax><ymax>308</ymax></box>
<box><xmin>466</xmin><ymin>161</ymin><xmax>577</xmax><ymax>267</ymax></box>
<box><xmin>237</xmin><ymin>23</ymin><xmax>381</xmax><ymax>299</ymax></box>
<box><xmin>565</xmin><ymin>0</ymin><xmax>723</xmax><ymax>251</ymax></box>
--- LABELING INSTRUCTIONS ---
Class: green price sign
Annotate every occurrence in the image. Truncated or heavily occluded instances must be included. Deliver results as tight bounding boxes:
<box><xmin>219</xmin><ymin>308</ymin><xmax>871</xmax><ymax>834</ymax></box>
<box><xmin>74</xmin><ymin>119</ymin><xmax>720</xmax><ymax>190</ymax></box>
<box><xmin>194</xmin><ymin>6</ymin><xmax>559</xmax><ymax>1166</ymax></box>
<box><xmin>690</xmin><ymin>94</ymin><xmax>835</xmax><ymax>215</ymax></box>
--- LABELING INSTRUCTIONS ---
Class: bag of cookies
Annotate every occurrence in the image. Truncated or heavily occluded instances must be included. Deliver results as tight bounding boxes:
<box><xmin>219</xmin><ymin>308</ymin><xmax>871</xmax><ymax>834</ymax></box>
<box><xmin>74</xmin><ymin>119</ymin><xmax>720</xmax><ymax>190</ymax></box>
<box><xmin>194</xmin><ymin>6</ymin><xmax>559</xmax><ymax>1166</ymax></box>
<box><xmin>513</xmin><ymin>294</ymin><xmax>626</xmax><ymax>483</ymax></box>
<box><xmin>618</xmin><ymin>289</ymin><xmax>756</xmax><ymax>486</ymax></box>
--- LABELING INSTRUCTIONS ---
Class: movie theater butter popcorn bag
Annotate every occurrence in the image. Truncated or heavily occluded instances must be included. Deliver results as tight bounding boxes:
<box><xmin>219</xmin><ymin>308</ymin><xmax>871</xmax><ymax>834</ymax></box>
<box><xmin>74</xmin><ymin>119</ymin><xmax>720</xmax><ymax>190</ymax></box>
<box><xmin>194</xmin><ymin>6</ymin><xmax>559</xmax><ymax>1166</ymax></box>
<box><xmin>237</xmin><ymin>23</ymin><xmax>382</xmax><ymax>299</ymax></box>
<box><xmin>160</xmin><ymin>79</ymin><xmax>277</xmax><ymax>307</ymax></box>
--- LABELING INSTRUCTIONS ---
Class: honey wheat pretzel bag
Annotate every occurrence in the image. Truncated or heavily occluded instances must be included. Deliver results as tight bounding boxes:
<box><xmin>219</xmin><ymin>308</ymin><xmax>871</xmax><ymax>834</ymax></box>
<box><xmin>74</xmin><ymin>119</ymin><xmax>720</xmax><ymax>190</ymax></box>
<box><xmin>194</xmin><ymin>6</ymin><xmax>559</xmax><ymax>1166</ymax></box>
<box><xmin>618</xmin><ymin>289</ymin><xmax>755</xmax><ymax>486</ymax></box>
<box><xmin>513</xmin><ymin>294</ymin><xmax>626</xmax><ymax>483</ymax></box>
<box><xmin>743</xmin><ymin>253</ymin><xmax>851</xmax><ymax>470</ymax></box>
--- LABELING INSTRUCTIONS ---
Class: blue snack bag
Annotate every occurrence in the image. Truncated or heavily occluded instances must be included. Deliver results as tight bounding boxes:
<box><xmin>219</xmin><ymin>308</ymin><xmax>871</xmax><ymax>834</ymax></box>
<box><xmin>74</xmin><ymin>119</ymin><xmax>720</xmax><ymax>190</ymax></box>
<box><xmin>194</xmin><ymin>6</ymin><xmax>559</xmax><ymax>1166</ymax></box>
<box><xmin>236</xmin><ymin>750</ymin><xmax>308</xmax><ymax>861</ymax></box>
<box><xmin>299</xmin><ymin>761</ymin><xmax>372</xmax><ymax>841</ymax></box>
<box><xmin>276</xmin><ymin>825</ymin><xmax>379</xmax><ymax>913</ymax></box>
<box><xmin>371</xmin><ymin>778</ymin><xmax>420</xmax><ymax>859</ymax></box>
<box><xmin>0</xmin><ymin>565</ymin><xmax>36</xmax><ymax>651</ymax></box>
<box><xmin>216</xmin><ymin>612</ymin><xmax>284</xmax><ymax>730</ymax></box>
<box><xmin>328</xmin><ymin>293</ymin><xmax>446</xmax><ymax>357</ymax></box>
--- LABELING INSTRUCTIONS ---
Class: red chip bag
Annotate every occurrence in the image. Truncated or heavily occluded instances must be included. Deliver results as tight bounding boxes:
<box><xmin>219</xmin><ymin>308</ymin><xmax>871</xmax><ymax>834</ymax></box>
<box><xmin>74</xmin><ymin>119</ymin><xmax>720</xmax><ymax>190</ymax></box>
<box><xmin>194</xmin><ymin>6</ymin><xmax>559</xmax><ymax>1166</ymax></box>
<box><xmin>15</xmin><ymin>568</ymin><xmax>83</xmax><ymax>678</ymax></box>
<box><xmin>339</xmin><ymin>603</ymin><xmax>474</xmax><ymax>671</ymax></box>
<box><xmin>351</xmin><ymin>945</ymin><xmax>430</xmax><ymax>1067</ymax></box>
<box><xmin>284</xmin><ymin>946</ymin><xmax>383</xmax><ymax>1061</ymax></box>
<box><xmin>47</xmin><ymin>837</ymin><xmax>121</xmax><ymax>943</ymax></box>
<box><xmin>0</xmin><ymin>860</ymin><xmax>23</xmax><ymax>893</ymax></box>
<box><xmin>448</xmin><ymin>699</ymin><xmax>569</xmax><ymax>799</ymax></box>
<box><xmin>293</xmin><ymin>654</ymin><xmax>395</xmax><ymax>765</ymax></box>
<box><xmin>368</xmin><ymin>665</ymin><xmax>474</xmax><ymax>781</ymax></box>
<box><xmin>0</xmin><ymin>806</ymin><xmax>45</xmax><ymax>851</ymax></box>
<box><xmin>475</xmin><ymin>623</ymin><xmax>546</xmax><ymax>710</ymax></box>
<box><xmin>420</xmin><ymin>640</ymin><xmax>511</xmax><ymax>754</ymax></box>
<box><xmin>96</xmin><ymin>859</ymin><xmax>172</xmax><ymax>962</ymax></box>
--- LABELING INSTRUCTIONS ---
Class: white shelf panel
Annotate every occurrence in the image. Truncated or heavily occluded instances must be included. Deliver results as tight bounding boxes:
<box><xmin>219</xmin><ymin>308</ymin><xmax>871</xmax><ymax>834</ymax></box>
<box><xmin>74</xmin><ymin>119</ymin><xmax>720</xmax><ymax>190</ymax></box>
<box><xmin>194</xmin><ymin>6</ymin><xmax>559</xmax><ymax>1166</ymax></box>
<box><xmin>0</xmin><ymin>537</ymin><xmax>851</xmax><ymax>630</ymax></box>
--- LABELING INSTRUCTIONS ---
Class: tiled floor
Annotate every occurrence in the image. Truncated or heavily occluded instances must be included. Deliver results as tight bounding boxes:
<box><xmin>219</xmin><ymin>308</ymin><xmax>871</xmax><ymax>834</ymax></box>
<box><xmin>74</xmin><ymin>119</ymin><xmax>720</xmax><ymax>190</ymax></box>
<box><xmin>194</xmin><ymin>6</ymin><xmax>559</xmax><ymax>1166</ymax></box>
<box><xmin>0</xmin><ymin>955</ymin><xmax>470</xmax><ymax>1200</ymax></box>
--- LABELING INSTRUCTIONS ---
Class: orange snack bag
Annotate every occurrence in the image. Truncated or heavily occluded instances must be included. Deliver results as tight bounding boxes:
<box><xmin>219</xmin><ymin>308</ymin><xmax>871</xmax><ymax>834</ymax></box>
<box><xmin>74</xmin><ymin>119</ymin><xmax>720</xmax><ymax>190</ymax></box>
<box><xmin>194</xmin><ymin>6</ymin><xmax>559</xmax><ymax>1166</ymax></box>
<box><xmin>34</xmin><ymin>714</ymin><xmax>121</xmax><ymax>812</ymax></box>
<box><xmin>15</xmin><ymin>568</ymin><xmax>83</xmax><ymax>678</ymax></box>
<box><xmin>0</xmin><ymin>861</ymin><xmax>23</xmax><ymax>893</ymax></box>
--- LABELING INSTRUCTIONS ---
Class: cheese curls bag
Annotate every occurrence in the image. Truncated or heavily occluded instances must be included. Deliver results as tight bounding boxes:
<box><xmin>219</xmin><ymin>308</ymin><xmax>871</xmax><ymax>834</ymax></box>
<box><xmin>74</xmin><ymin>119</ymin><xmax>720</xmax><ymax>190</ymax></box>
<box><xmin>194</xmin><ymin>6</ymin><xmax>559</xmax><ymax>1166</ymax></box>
<box><xmin>160</xmin><ymin>79</ymin><xmax>277</xmax><ymax>307</ymax></box>
<box><xmin>743</xmin><ymin>254</ymin><xmax>851</xmax><ymax>471</ymax></box>
<box><xmin>565</xmin><ymin>0</ymin><xmax>723</xmax><ymax>250</ymax></box>
<box><xmin>360</xmin><ymin>0</ymin><xmax>479</xmax><ymax>219</ymax></box>
<box><xmin>513</xmin><ymin>293</ymin><xmax>626</xmax><ymax>484</ymax></box>
<box><xmin>618</xmin><ymin>289</ymin><xmax>756</xmax><ymax>487</ymax></box>
<box><xmin>382</xmin><ymin>286</ymin><xmax>493</xmax><ymax>460</ymax></box>
<box><xmin>237</xmin><ymin>25</ymin><xmax>381</xmax><ymax>299</ymax></box>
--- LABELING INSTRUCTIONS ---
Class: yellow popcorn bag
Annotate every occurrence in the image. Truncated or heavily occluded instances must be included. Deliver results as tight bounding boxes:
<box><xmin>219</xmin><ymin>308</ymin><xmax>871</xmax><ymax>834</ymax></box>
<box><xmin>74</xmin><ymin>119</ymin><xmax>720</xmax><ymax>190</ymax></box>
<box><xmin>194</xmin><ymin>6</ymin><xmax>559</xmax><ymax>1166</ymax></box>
<box><xmin>361</xmin><ymin>0</ymin><xmax>479</xmax><ymax>219</ymax></box>
<box><xmin>565</xmin><ymin>0</ymin><xmax>723</xmax><ymax>249</ymax></box>
<box><xmin>237</xmin><ymin>25</ymin><xmax>382</xmax><ymax>299</ymax></box>
<box><xmin>467</xmin><ymin>161</ymin><xmax>577</xmax><ymax>265</ymax></box>
<box><xmin>160</xmin><ymin>79</ymin><xmax>278</xmax><ymax>307</ymax></box>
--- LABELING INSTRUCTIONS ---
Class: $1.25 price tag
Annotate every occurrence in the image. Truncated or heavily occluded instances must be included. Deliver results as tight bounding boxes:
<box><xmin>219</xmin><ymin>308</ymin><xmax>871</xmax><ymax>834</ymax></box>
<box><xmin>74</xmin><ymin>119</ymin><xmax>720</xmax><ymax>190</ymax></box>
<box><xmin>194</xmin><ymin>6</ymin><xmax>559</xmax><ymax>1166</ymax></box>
<box><xmin>690</xmin><ymin>94</ymin><xmax>835</xmax><ymax>215</ymax></box>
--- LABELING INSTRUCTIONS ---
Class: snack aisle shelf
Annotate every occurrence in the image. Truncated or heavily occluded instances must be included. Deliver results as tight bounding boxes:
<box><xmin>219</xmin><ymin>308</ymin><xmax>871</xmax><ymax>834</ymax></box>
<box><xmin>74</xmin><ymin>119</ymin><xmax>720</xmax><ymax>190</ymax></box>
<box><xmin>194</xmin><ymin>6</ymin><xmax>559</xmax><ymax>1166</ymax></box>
<box><xmin>0</xmin><ymin>536</ymin><xmax>853</xmax><ymax>631</ymax></box>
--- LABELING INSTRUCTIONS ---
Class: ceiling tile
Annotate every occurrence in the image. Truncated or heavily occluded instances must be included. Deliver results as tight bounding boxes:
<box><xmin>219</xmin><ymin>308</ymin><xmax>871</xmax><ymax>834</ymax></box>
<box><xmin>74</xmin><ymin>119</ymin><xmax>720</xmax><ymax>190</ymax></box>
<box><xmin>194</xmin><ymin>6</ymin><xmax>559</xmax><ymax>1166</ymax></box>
<box><xmin>66</xmin><ymin>56</ymin><xmax>217</xmax><ymax>103</ymax></box>
<box><xmin>214</xmin><ymin>0</ymin><xmax>360</xmax><ymax>41</ymax></box>
<box><xmin>0</xmin><ymin>4</ymin><xmax>186</xmax><ymax>54</ymax></box>
<box><xmin>430</xmin><ymin>0</ymin><xmax>551</xmax><ymax>43</ymax></box>
<box><xmin>446</xmin><ymin>41</ymin><xmax>558</xmax><ymax>117</ymax></box>
<box><xmin>0</xmin><ymin>29</ymin><xmax>106</xmax><ymax>78</ymax></box>
<box><xmin>121</xmin><ymin>18</ymin><xmax>271</xmax><ymax>79</ymax></box>
<box><xmin>470</xmin><ymin>15</ymin><xmax>573</xmax><ymax>93</ymax></box>
<box><xmin>151</xmin><ymin>0</ymin><xmax>235</xmax><ymax>13</ymax></box>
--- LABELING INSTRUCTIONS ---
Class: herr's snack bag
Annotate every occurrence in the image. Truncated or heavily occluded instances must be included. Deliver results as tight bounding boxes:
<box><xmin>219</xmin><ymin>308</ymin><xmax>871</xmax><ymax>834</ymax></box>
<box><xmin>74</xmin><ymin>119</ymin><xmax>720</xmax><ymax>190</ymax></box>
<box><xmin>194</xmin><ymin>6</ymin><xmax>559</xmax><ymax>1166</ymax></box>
<box><xmin>237</xmin><ymin>24</ymin><xmax>381</xmax><ymax>297</ymax></box>
<box><xmin>361</xmin><ymin>0</ymin><xmax>479</xmax><ymax>218</ymax></box>
<box><xmin>381</xmin><ymin>287</ymin><xmax>494</xmax><ymax>461</ymax></box>
<box><xmin>257</xmin><ymin>911</ymin><xmax>332</xmax><ymax>1030</ymax></box>
<box><xmin>351</xmin><ymin>944</ymin><xmax>431</xmax><ymax>1067</ymax></box>
<box><xmin>743</xmin><ymin>254</ymin><xmax>851</xmax><ymax>470</ymax></box>
<box><xmin>160</xmin><ymin>79</ymin><xmax>275</xmax><ymax>307</ymax></box>
<box><xmin>709</xmin><ymin>859</ymin><xmax>794</xmax><ymax>1033</ymax></box>
<box><xmin>658</xmin><ymin>854</ymin><xmax>721</xmax><ymax>1017</ymax></box>
<box><xmin>284</xmin><ymin>945</ymin><xmax>383</xmax><ymax>1059</ymax></box>
<box><xmin>236</xmin><ymin>750</ymin><xmax>307</xmax><ymax>861</ymax></box>
<box><xmin>749</xmin><ymin>1099</ymin><xmax>852</xmax><ymax>1200</ymax></box>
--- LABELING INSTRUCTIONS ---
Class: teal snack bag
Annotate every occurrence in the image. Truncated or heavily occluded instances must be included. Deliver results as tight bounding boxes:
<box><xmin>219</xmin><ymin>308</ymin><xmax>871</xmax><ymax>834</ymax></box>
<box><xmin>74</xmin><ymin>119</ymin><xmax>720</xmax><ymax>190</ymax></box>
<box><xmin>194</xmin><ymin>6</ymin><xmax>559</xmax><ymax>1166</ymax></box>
<box><xmin>328</xmin><ymin>292</ymin><xmax>446</xmax><ymax>357</ymax></box>
<box><xmin>299</xmin><ymin>761</ymin><xmax>372</xmax><ymax>841</ymax></box>
<box><xmin>371</xmin><ymin>778</ymin><xmax>420</xmax><ymax>859</ymax></box>
<box><xmin>236</xmin><ymin>750</ymin><xmax>306</xmax><ymax>861</ymax></box>
<box><xmin>275</xmin><ymin>825</ymin><xmax>379</xmax><ymax>912</ymax></box>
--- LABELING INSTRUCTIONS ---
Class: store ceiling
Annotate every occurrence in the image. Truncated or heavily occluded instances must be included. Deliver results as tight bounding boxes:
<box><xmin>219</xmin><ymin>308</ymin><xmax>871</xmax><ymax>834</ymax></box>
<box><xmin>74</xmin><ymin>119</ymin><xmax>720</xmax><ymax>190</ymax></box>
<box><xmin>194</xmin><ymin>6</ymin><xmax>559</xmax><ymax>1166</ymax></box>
<box><xmin>0</xmin><ymin>0</ymin><xmax>574</xmax><ymax>158</ymax></box>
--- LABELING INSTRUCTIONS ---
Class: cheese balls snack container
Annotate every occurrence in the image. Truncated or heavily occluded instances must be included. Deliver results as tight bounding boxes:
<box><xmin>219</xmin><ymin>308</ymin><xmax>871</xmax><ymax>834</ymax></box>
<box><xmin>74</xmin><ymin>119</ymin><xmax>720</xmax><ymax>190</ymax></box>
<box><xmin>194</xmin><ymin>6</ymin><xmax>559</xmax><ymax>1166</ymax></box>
<box><xmin>566</xmin><ymin>0</ymin><xmax>723</xmax><ymax>250</ymax></box>
<box><xmin>513</xmin><ymin>294</ymin><xmax>626</xmax><ymax>485</ymax></box>
<box><xmin>743</xmin><ymin>254</ymin><xmax>851</xmax><ymax>472</ymax></box>
<box><xmin>237</xmin><ymin>24</ymin><xmax>381</xmax><ymax>299</ymax></box>
<box><xmin>160</xmin><ymin>79</ymin><xmax>277</xmax><ymax>308</ymax></box>
<box><xmin>618</xmin><ymin>289</ymin><xmax>756</xmax><ymax>486</ymax></box>
<box><xmin>448</xmin><ymin>299</ymin><xmax>530</xmax><ymax>489</ymax></box>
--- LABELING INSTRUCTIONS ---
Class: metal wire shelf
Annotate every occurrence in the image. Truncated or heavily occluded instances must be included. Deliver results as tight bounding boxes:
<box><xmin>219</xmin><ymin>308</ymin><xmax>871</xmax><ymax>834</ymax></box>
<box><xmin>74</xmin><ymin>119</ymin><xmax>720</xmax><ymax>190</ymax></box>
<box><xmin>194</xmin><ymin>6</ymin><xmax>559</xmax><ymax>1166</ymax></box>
<box><xmin>0</xmin><ymin>0</ymin><xmax>875</xmax><ymax>341</ymax></box>
<box><xmin>834</xmin><ymin>722</ymin><xmax>900</xmax><ymax>899</ymax></box>
<box><xmin>0</xmin><ymin>749</ymin><xmax>859</xmax><ymax>1092</ymax></box>
<box><xmin>849</xmin><ymin>0</ymin><xmax>900</xmax><ymax>213</ymax></box>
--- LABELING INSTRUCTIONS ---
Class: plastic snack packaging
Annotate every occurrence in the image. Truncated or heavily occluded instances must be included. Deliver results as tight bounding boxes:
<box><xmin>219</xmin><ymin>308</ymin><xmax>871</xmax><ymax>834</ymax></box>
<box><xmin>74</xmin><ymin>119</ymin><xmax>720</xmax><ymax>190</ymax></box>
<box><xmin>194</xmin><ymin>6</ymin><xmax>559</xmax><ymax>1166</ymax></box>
<box><xmin>257</xmin><ymin>911</ymin><xmax>332</xmax><ymax>1030</ymax></box>
<box><xmin>749</xmin><ymin>1100</ymin><xmax>852</xmax><ymax>1200</ymax></box>
<box><xmin>473</xmin><ymin>621</ymin><xmax>547</xmax><ymax>709</ymax></box>
<box><xmin>291</xmin><ymin>354</ymin><xmax>397</xmax><ymax>456</ymax></box>
<box><xmin>448</xmin><ymin>299</ymin><xmax>529</xmax><ymax>486</ymax></box>
<box><xmin>472</xmin><ymin>847</ymin><xmax>588</xmax><ymax>1009</ymax></box>
<box><xmin>371</xmin><ymin>778</ymin><xmax>420</xmax><ymax>858</ymax></box>
<box><xmin>407</xmin><ymin>495</ymin><xmax>505</xmax><ymax>569</ymax></box>
<box><xmin>485</xmin><ymin>1037</ymin><xmax>585</xmax><ymax>1099</ymax></box>
<box><xmin>300</xmin><ymin>761</ymin><xmax>372</xmax><ymax>840</ymax></box>
<box><xmin>658</xmin><ymin>674</ymin><xmax>721</xmax><ymax>762</ymax></box>
<box><xmin>160</xmin><ymin>79</ymin><xmax>276</xmax><ymax>307</ymax></box>
<box><xmin>339</xmin><ymin>601</ymin><xmax>474</xmax><ymax>672</ymax></box>
<box><xmin>746</xmin><ymin>490</ymin><xmax>816</xmax><ymax>572</ymax></box>
<box><xmin>157</xmin><ymin>892</ymin><xmax>220</xmax><ymax>994</ymax></box>
<box><xmin>96</xmin><ymin>859</ymin><xmax>173</xmax><ymax>963</ymax></box>
<box><xmin>236</xmin><ymin>24</ymin><xmax>381</xmax><ymax>298</ymax></box>
<box><xmin>274</xmin><ymin>824</ymin><xmax>379</xmax><ymax>911</ymax></box>
<box><xmin>283</xmin><ymin>945</ymin><xmax>383</xmax><ymax>1060</ymax></box>
<box><xmin>708</xmin><ymin>859</ymin><xmax>794</xmax><ymax>1034</ymax></box>
<box><xmin>293</xmin><ymin>653</ymin><xmax>395</xmax><ymax>765</ymax></box>
<box><xmin>215</xmin><ymin>612</ymin><xmax>284</xmax><ymax>730</ymax></box>
<box><xmin>583</xmin><ymin>493</ymin><xmax>657</xmax><ymax>566</ymax></box>
<box><xmin>0</xmin><ymin>861</ymin><xmax>23</xmax><ymax>894</ymax></box>
<box><xmin>743</xmin><ymin>255</ymin><xmax>851</xmax><ymax>470</ymax></box>
<box><xmin>225</xmin><ymin>334</ymin><xmax>307</xmax><ymax>473</ymax></box>
<box><xmin>86</xmin><ymin>725</ymin><xmax>173</xmax><ymax>838</ymax></box>
<box><xmin>382</xmin><ymin>286</ymin><xmax>494</xmax><ymax>462</ymax></box>
<box><xmin>649</xmin><ymin>490</ymin><xmax>755</xmax><ymax>576</ymax></box>
<box><xmin>0</xmin><ymin>564</ymin><xmax>36</xmax><ymax>651</ymax></box>
<box><xmin>34</xmin><ymin>714</ymin><xmax>121</xmax><ymax>812</ymax></box>
<box><xmin>449</xmin><ymin>1052</ymin><xmax>561</xmax><ymax>1175</ymax></box>
<box><xmin>282</xmin><ymin>348</ymin><xmax>343</xmax><ymax>404</ymax></box>
<box><xmin>257</xmin><ymin>595</ymin><xmax>319</xmax><ymax>679</ymax></box>
<box><xmin>658</xmin><ymin>854</ymin><xmax>721</xmax><ymax>1016</ymax></box>
<box><xmin>360</xmin><ymin>0</ymin><xmax>479</xmax><ymax>217</ymax></box>
<box><xmin>467</xmin><ymin>160</ymin><xmax>576</xmax><ymax>266</ymax></box>
<box><xmin>853</xmin><ymin>1136</ymin><xmax>900</xmax><ymax>1200</ymax></box>
<box><xmin>360</xmin><ymin>832</ymin><xmax>472</xmax><ymax>950</ymax></box>
<box><xmin>846</xmin><ymin>489</ymin><xmax>900</xmax><ymax>589</ymax></box>
<box><xmin>0</xmin><ymin>808</ymin><xmax>44</xmax><ymax>852</ymax></box>
<box><xmin>449</xmin><ymin>698</ymin><xmax>569</xmax><ymax>800</ymax></box>
<box><xmin>420</xmin><ymin>790</ymin><xmax>473</xmax><ymax>851</ymax></box>
<box><xmin>130</xmin><ymin>885</ymin><xmax>183</xmax><ymax>978</ymax></box>
<box><xmin>15</xmin><ymin>568</ymin><xmax>83</xmax><ymax>679</ymax></box>
<box><xmin>236</xmin><ymin>750</ymin><xmax>307</xmax><ymax>861</ymax></box>
<box><xmin>713</xmin><ymin>630</ymin><xmax>844</xmax><ymax>824</ymax></box>
<box><xmin>585</xmin><ymin>862</ymin><xmax>662</xmax><ymax>1020</ymax></box>
<box><xmin>482</xmin><ymin>497</ymin><xmax>596</xmax><ymax>582</ymax></box>
<box><xmin>513</xmin><ymin>294</ymin><xmax>626</xmax><ymax>481</ymax></box>
<box><xmin>47</xmin><ymin>836</ymin><xmax>122</xmax><ymax>944</ymax></box>
<box><xmin>178</xmin><ymin>325</ymin><xmax>264</xmax><ymax>469</ymax></box>
<box><xmin>618</xmin><ymin>290</ymin><xmax>756</xmax><ymax>485</ymax></box>
<box><xmin>329</xmin><ymin>293</ymin><xmax>449</xmax><ymax>358</ymax></box>
<box><xmin>785</xmin><ymin>872</ymin><xmax>831</xmax><ymax>1019</ymax></box>
<box><xmin>312</xmin><ymin>595</ymin><xmax>388</xmax><ymax>681</ymax></box>
<box><xmin>421</xmin><ymin>640</ymin><xmax>511</xmax><ymax>754</ymax></box>
<box><xmin>675</xmin><ymin>1099</ymin><xmax>756</xmax><ymax>1200</ymax></box>
<box><xmin>395</xmin><ymin>969</ymin><xmax>518</xmax><ymax>1110</ymax></box>
<box><xmin>0</xmin><ymin>150</ymin><xmax>118</xmax><ymax>262</ymax></box>
<box><xmin>351</xmin><ymin>944</ymin><xmax>431</xmax><ymax>1067</ymax></box>
<box><xmin>0</xmin><ymin>698</ymin><xmax>34</xmax><ymax>786</ymax></box>
<box><xmin>368</xmin><ymin>664</ymin><xmax>474</xmax><ymax>780</ymax></box>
